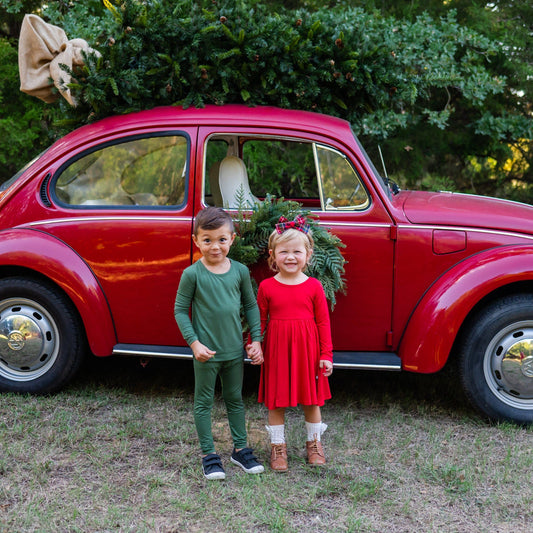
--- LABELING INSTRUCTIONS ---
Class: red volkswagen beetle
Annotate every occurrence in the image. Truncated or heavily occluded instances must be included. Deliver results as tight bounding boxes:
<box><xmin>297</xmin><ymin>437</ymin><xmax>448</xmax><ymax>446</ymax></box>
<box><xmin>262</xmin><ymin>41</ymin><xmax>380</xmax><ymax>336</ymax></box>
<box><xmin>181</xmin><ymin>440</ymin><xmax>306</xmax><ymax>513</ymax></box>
<box><xmin>1</xmin><ymin>104</ymin><xmax>533</xmax><ymax>424</ymax></box>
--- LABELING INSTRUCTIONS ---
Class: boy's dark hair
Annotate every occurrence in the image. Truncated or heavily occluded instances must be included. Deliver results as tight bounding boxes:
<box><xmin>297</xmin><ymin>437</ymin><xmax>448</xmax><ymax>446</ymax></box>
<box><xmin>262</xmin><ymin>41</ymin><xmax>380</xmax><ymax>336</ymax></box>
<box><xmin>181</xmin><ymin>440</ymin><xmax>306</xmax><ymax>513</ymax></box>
<box><xmin>193</xmin><ymin>207</ymin><xmax>234</xmax><ymax>236</ymax></box>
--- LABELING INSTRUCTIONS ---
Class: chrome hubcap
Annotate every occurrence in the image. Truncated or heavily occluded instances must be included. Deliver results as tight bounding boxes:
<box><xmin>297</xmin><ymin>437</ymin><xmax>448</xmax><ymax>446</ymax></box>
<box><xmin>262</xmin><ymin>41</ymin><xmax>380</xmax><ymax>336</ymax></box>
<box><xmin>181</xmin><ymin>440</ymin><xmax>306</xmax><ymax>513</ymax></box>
<box><xmin>0</xmin><ymin>298</ymin><xmax>59</xmax><ymax>381</ymax></box>
<box><xmin>484</xmin><ymin>322</ymin><xmax>533</xmax><ymax>409</ymax></box>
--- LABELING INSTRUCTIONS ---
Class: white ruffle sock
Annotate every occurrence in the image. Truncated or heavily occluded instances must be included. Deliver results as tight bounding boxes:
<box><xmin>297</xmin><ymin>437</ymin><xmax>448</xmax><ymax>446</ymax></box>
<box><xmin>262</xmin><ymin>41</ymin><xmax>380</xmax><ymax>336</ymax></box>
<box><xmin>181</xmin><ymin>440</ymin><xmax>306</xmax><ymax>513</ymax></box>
<box><xmin>305</xmin><ymin>421</ymin><xmax>327</xmax><ymax>441</ymax></box>
<box><xmin>265</xmin><ymin>424</ymin><xmax>285</xmax><ymax>444</ymax></box>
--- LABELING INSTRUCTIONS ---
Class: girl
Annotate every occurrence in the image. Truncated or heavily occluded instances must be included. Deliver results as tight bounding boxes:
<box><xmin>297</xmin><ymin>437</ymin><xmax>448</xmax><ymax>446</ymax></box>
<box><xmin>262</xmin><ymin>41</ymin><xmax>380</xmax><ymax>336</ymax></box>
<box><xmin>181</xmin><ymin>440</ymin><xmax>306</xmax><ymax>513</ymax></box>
<box><xmin>256</xmin><ymin>215</ymin><xmax>333</xmax><ymax>472</ymax></box>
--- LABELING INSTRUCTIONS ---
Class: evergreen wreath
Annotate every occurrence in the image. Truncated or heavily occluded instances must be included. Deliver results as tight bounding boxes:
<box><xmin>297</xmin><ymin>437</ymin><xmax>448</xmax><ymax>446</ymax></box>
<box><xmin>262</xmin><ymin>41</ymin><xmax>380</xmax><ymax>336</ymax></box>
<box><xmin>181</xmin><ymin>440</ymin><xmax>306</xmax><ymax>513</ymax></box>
<box><xmin>228</xmin><ymin>194</ymin><xmax>346</xmax><ymax>309</ymax></box>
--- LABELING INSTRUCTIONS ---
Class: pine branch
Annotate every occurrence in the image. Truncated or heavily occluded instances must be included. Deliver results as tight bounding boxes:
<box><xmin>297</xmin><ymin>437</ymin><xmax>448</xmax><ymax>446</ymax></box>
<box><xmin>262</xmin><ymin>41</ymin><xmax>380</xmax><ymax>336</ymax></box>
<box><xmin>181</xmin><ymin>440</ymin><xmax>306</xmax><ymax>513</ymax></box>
<box><xmin>229</xmin><ymin>196</ymin><xmax>346</xmax><ymax>309</ymax></box>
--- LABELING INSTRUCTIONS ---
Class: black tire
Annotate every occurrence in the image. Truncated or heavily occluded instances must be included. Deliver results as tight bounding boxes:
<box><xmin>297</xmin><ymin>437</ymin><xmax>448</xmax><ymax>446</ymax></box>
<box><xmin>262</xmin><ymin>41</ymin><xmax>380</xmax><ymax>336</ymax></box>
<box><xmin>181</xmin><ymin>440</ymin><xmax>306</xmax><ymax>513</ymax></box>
<box><xmin>458</xmin><ymin>293</ymin><xmax>533</xmax><ymax>425</ymax></box>
<box><xmin>0</xmin><ymin>277</ymin><xmax>85</xmax><ymax>393</ymax></box>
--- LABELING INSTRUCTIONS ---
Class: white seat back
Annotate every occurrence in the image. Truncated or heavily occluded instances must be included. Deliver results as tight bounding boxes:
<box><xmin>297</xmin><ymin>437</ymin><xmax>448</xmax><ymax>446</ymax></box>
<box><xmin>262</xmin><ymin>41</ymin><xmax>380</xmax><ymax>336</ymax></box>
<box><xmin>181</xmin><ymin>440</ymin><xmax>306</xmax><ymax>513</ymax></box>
<box><xmin>218</xmin><ymin>156</ymin><xmax>259</xmax><ymax>208</ymax></box>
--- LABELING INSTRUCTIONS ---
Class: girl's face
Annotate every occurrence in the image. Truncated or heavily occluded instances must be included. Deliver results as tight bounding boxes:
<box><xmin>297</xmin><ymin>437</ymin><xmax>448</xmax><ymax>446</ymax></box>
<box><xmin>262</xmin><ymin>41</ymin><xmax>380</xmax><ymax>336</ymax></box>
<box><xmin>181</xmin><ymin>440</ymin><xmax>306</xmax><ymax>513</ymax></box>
<box><xmin>270</xmin><ymin>236</ymin><xmax>310</xmax><ymax>277</ymax></box>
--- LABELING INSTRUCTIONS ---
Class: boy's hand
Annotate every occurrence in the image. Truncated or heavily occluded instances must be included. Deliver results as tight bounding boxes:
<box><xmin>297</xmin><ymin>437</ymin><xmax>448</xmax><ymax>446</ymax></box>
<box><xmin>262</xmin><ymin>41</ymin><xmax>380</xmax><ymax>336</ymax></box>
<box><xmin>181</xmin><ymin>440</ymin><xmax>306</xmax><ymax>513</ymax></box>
<box><xmin>191</xmin><ymin>340</ymin><xmax>216</xmax><ymax>362</ymax></box>
<box><xmin>319</xmin><ymin>359</ymin><xmax>333</xmax><ymax>377</ymax></box>
<box><xmin>246</xmin><ymin>341</ymin><xmax>263</xmax><ymax>365</ymax></box>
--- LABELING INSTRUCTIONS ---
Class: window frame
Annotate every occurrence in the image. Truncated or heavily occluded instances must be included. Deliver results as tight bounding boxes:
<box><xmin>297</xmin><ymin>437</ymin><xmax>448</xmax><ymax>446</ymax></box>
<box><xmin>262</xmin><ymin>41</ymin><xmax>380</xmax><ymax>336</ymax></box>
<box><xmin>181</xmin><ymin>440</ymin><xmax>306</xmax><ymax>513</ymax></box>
<box><xmin>202</xmin><ymin>132</ymin><xmax>371</xmax><ymax>213</ymax></box>
<box><xmin>50</xmin><ymin>131</ymin><xmax>191</xmax><ymax>210</ymax></box>
<box><xmin>313</xmin><ymin>143</ymin><xmax>371</xmax><ymax>212</ymax></box>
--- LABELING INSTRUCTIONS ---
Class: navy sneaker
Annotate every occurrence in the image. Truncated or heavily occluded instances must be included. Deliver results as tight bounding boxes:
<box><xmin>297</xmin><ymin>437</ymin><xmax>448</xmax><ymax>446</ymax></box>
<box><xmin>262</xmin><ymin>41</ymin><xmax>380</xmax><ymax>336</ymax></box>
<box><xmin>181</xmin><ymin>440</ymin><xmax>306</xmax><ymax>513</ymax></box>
<box><xmin>202</xmin><ymin>453</ymin><xmax>226</xmax><ymax>480</ymax></box>
<box><xmin>230</xmin><ymin>447</ymin><xmax>265</xmax><ymax>474</ymax></box>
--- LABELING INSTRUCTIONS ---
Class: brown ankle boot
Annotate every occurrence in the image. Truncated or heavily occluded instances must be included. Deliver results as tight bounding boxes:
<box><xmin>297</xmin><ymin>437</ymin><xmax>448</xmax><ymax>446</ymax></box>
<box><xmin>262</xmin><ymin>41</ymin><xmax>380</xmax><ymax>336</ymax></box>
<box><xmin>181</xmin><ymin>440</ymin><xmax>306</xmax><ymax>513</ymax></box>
<box><xmin>270</xmin><ymin>443</ymin><xmax>288</xmax><ymax>472</ymax></box>
<box><xmin>306</xmin><ymin>438</ymin><xmax>326</xmax><ymax>465</ymax></box>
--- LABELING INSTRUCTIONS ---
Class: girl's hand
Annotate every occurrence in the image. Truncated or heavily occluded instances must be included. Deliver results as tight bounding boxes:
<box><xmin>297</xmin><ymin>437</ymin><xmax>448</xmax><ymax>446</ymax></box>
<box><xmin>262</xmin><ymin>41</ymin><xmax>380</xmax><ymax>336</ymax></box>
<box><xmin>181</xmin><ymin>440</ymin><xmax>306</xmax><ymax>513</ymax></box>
<box><xmin>191</xmin><ymin>340</ymin><xmax>216</xmax><ymax>362</ymax></box>
<box><xmin>320</xmin><ymin>359</ymin><xmax>333</xmax><ymax>377</ymax></box>
<box><xmin>246</xmin><ymin>341</ymin><xmax>264</xmax><ymax>365</ymax></box>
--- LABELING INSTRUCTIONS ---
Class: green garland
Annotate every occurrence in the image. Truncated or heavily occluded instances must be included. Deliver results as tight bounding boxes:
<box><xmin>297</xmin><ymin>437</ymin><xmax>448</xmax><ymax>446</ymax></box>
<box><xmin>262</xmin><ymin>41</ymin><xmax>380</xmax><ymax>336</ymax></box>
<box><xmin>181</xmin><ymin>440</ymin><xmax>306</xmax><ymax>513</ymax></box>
<box><xmin>229</xmin><ymin>195</ymin><xmax>346</xmax><ymax>309</ymax></box>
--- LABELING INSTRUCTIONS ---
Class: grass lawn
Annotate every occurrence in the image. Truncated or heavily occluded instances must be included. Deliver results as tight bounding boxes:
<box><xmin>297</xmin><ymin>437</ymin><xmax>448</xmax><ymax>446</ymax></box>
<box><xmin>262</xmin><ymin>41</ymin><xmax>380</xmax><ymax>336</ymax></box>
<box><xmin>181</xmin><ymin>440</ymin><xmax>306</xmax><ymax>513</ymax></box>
<box><xmin>0</xmin><ymin>356</ymin><xmax>531</xmax><ymax>532</ymax></box>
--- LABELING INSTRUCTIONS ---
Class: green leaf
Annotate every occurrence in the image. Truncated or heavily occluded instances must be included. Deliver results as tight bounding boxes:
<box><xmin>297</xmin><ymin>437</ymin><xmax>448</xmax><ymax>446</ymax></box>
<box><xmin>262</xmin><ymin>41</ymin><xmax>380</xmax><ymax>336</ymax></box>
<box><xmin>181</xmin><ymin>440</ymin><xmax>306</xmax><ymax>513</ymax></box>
<box><xmin>333</xmin><ymin>97</ymin><xmax>347</xmax><ymax>110</ymax></box>
<box><xmin>108</xmin><ymin>77</ymin><xmax>119</xmax><ymax>96</ymax></box>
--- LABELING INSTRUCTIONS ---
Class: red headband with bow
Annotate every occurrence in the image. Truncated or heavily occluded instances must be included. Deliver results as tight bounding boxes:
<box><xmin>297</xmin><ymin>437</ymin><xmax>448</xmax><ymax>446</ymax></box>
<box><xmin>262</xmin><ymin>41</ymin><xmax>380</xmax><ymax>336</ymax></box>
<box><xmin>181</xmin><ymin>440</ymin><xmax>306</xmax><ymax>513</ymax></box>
<box><xmin>275</xmin><ymin>215</ymin><xmax>310</xmax><ymax>235</ymax></box>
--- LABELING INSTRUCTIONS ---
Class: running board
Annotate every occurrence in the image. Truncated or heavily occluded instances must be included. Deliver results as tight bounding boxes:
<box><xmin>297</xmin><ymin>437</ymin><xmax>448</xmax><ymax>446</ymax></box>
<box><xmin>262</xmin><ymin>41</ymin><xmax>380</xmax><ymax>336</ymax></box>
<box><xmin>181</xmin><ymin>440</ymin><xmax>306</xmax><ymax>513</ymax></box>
<box><xmin>332</xmin><ymin>352</ymin><xmax>401</xmax><ymax>371</ymax></box>
<box><xmin>113</xmin><ymin>344</ymin><xmax>193</xmax><ymax>359</ymax></box>
<box><xmin>113</xmin><ymin>344</ymin><xmax>402</xmax><ymax>371</ymax></box>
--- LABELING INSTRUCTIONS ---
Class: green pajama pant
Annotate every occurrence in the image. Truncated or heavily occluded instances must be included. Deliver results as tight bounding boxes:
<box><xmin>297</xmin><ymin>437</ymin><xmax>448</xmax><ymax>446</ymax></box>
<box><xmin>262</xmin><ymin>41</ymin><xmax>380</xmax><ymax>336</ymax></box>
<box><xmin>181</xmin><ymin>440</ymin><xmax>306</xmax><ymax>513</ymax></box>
<box><xmin>193</xmin><ymin>356</ymin><xmax>247</xmax><ymax>454</ymax></box>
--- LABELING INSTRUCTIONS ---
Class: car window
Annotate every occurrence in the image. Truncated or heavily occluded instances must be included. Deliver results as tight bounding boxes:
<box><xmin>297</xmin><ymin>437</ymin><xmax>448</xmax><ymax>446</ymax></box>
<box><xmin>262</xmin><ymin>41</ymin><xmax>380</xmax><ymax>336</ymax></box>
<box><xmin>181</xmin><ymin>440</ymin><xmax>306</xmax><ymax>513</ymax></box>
<box><xmin>315</xmin><ymin>144</ymin><xmax>370</xmax><ymax>210</ymax></box>
<box><xmin>0</xmin><ymin>151</ymin><xmax>46</xmax><ymax>192</ymax></box>
<box><xmin>204</xmin><ymin>136</ymin><xmax>368</xmax><ymax>211</ymax></box>
<box><xmin>54</xmin><ymin>134</ymin><xmax>188</xmax><ymax>207</ymax></box>
<box><xmin>244</xmin><ymin>140</ymin><xmax>318</xmax><ymax>200</ymax></box>
<box><xmin>204</xmin><ymin>139</ymin><xmax>229</xmax><ymax>208</ymax></box>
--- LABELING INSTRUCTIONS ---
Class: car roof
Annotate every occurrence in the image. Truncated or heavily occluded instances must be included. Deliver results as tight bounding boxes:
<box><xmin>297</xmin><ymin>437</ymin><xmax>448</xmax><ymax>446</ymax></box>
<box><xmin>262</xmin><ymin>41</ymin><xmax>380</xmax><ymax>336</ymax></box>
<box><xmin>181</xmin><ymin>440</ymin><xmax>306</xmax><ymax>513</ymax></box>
<box><xmin>14</xmin><ymin>105</ymin><xmax>355</xmax><ymax>188</ymax></box>
<box><xmin>55</xmin><ymin>104</ymin><xmax>352</xmax><ymax>149</ymax></box>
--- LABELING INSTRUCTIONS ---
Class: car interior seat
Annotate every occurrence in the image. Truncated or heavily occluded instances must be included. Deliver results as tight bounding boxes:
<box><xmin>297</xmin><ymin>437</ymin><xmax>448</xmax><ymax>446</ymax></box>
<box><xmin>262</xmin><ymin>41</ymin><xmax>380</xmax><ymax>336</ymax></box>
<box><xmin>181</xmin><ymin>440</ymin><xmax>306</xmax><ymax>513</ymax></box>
<box><xmin>218</xmin><ymin>155</ymin><xmax>259</xmax><ymax>209</ymax></box>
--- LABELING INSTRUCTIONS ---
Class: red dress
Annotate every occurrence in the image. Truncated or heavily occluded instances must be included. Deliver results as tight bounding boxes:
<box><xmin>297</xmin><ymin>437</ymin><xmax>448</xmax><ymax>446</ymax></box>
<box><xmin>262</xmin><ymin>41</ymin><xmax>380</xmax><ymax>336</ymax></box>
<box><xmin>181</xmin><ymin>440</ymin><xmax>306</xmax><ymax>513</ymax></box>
<box><xmin>257</xmin><ymin>276</ymin><xmax>333</xmax><ymax>409</ymax></box>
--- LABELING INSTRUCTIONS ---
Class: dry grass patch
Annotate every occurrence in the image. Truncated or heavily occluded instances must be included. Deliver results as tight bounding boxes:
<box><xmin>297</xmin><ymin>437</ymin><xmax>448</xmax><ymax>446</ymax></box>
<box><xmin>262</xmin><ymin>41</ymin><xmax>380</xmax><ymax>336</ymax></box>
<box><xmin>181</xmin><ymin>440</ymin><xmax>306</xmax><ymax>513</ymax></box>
<box><xmin>0</xmin><ymin>357</ymin><xmax>531</xmax><ymax>532</ymax></box>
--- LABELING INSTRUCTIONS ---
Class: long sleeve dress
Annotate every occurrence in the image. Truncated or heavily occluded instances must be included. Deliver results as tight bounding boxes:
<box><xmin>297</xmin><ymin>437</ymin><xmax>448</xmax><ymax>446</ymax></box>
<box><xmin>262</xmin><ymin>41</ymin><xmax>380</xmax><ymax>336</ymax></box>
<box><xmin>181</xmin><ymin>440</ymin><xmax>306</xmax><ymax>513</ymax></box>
<box><xmin>257</xmin><ymin>276</ymin><xmax>333</xmax><ymax>409</ymax></box>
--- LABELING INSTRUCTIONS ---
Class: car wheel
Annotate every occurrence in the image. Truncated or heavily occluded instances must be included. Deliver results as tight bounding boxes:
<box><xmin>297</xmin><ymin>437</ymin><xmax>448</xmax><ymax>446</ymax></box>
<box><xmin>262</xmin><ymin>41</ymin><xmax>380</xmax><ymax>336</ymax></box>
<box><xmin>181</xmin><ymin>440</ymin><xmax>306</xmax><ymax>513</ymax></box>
<box><xmin>0</xmin><ymin>277</ymin><xmax>85</xmax><ymax>393</ymax></box>
<box><xmin>459</xmin><ymin>293</ymin><xmax>533</xmax><ymax>425</ymax></box>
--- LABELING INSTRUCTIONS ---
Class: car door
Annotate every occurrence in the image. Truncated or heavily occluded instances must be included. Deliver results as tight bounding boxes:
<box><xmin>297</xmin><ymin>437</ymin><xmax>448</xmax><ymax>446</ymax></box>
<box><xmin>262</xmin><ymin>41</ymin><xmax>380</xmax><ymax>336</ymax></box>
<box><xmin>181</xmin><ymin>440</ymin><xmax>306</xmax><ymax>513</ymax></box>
<box><xmin>41</xmin><ymin>128</ymin><xmax>197</xmax><ymax>347</ymax></box>
<box><xmin>197</xmin><ymin>125</ymin><xmax>395</xmax><ymax>352</ymax></box>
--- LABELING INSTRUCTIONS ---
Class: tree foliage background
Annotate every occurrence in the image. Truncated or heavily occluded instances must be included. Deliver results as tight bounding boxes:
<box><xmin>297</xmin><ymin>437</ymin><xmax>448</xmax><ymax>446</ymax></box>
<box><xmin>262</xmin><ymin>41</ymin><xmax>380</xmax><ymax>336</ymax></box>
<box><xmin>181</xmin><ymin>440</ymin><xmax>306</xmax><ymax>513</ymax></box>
<box><xmin>0</xmin><ymin>0</ymin><xmax>531</xmax><ymax>202</ymax></box>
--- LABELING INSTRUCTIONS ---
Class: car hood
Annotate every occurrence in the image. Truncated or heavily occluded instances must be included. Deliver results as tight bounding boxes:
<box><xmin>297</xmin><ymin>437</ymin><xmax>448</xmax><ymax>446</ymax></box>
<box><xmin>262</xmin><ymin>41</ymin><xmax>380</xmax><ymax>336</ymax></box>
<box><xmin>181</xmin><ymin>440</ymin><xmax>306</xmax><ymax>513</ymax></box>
<box><xmin>402</xmin><ymin>191</ymin><xmax>533</xmax><ymax>235</ymax></box>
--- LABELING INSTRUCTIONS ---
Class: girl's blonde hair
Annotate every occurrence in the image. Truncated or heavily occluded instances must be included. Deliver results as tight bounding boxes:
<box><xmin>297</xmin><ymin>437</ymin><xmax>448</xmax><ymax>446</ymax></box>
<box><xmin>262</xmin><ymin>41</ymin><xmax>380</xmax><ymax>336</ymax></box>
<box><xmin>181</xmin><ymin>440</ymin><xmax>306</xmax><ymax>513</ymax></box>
<box><xmin>267</xmin><ymin>228</ymin><xmax>314</xmax><ymax>271</ymax></box>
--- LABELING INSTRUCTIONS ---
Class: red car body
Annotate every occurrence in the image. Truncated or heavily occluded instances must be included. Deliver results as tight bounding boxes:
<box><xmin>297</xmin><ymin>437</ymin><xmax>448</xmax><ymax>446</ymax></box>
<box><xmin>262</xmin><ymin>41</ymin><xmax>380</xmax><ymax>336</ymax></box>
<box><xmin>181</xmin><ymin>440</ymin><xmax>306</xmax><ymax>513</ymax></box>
<box><xmin>1</xmin><ymin>105</ymin><xmax>533</xmax><ymax>424</ymax></box>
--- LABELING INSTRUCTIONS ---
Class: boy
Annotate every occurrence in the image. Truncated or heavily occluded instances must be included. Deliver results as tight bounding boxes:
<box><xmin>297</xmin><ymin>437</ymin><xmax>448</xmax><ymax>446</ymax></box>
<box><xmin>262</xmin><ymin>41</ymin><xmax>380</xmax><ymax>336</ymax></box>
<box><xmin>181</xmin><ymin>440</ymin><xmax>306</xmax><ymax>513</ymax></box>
<box><xmin>174</xmin><ymin>207</ymin><xmax>264</xmax><ymax>480</ymax></box>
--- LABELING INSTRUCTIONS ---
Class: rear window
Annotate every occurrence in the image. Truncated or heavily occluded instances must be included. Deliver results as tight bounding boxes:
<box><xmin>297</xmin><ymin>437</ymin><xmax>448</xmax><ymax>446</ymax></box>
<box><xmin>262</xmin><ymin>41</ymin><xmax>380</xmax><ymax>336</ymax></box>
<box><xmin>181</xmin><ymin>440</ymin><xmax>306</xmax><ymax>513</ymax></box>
<box><xmin>0</xmin><ymin>152</ymin><xmax>45</xmax><ymax>192</ymax></box>
<box><xmin>53</xmin><ymin>134</ymin><xmax>189</xmax><ymax>207</ymax></box>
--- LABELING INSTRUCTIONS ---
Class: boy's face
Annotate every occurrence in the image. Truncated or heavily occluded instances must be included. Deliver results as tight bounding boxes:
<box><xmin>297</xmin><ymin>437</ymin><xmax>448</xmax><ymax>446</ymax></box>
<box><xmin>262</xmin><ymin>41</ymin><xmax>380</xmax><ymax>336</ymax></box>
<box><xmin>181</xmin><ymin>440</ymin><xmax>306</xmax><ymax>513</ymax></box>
<box><xmin>192</xmin><ymin>223</ymin><xmax>235</xmax><ymax>267</ymax></box>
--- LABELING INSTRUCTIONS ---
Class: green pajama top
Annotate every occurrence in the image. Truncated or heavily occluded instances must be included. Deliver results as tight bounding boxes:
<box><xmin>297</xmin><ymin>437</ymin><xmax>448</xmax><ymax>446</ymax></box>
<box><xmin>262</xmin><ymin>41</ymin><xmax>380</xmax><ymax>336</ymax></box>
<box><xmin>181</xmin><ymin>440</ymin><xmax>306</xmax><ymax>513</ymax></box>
<box><xmin>174</xmin><ymin>259</ymin><xmax>261</xmax><ymax>361</ymax></box>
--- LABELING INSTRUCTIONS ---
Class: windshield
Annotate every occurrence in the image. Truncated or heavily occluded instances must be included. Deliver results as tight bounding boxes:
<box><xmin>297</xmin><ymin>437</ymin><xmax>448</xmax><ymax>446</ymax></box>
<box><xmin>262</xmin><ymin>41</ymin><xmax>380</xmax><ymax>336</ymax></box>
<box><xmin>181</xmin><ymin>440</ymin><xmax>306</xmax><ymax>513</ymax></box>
<box><xmin>351</xmin><ymin>131</ymin><xmax>397</xmax><ymax>197</ymax></box>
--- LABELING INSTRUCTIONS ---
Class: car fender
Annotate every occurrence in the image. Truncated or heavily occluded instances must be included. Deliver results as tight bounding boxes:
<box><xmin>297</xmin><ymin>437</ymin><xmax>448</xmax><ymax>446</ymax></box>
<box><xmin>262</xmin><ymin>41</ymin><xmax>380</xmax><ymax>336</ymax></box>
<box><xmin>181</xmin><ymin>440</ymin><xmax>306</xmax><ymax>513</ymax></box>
<box><xmin>399</xmin><ymin>245</ymin><xmax>533</xmax><ymax>373</ymax></box>
<box><xmin>0</xmin><ymin>228</ymin><xmax>116</xmax><ymax>355</ymax></box>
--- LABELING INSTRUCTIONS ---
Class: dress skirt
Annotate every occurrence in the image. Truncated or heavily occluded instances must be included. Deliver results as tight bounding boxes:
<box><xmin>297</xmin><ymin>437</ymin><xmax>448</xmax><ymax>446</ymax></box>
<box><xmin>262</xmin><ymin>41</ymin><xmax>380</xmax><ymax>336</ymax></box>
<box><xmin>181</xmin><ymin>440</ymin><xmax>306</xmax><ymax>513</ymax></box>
<box><xmin>257</xmin><ymin>277</ymin><xmax>332</xmax><ymax>410</ymax></box>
